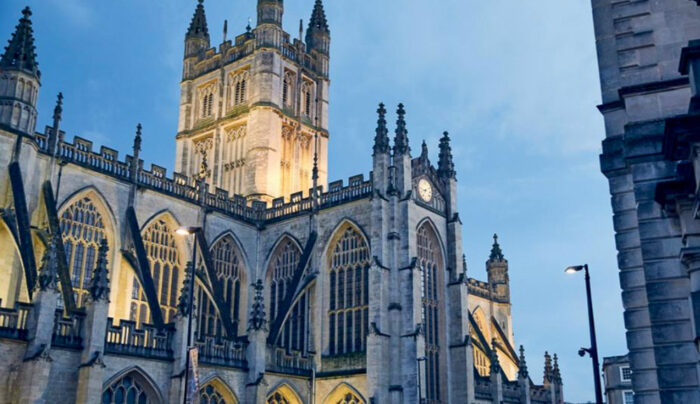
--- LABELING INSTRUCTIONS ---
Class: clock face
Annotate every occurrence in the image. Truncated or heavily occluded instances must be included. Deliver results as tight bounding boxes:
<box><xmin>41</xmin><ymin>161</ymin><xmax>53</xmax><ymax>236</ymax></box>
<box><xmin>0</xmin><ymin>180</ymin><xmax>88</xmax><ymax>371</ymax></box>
<box><xmin>418</xmin><ymin>179</ymin><xmax>433</xmax><ymax>202</ymax></box>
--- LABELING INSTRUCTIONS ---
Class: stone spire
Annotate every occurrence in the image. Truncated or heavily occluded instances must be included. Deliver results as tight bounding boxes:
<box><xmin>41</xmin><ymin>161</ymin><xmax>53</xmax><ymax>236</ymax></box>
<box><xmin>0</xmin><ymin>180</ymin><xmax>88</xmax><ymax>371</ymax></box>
<box><xmin>248</xmin><ymin>279</ymin><xmax>267</xmax><ymax>331</ymax></box>
<box><xmin>186</xmin><ymin>0</ymin><xmax>209</xmax><ymax>40</ymax></box>
<box><xmin>177</xmin><ymin>261</ymin><xmax>194</xmax><ymax>316</ymax></box>
<box><xmin>489</xmin><ymin>233</ymin><xmax>504</xmax><ymax>261</ymax></box>
<box><xmin>489</xmin><ymin>339</ymin><xmax>501</xmax><ymax>375</ymax></box>
<box><xmin>373</xmin><ymin>103</ymin><xmax>390</xmax><ymax>155</ymax></box>
<box><xmin>132</xmin><ymin>123</ymin><xmax>142</xmax><ymax>160</ymax></box>
<box><xmin>36</xmin><ymin>234</ymin><xmax>59</xmax><ymax>291</ymax></box>
<box><xmin>437</xmin><ymin>131</ymin><xmax>456</xmax><ymax>179</ymax></box>
<box><xmin>543</xmin><ymin>351</ymin><xmax>553</xmax><ymax>384</ymax></box>
<box><xmin>88</xmin><ymin>239</ymin><xmax>110</xmax><ymax>302</ymax></box>
<box><xmin>393</xmin><ymin>103</ymin><xmax>410</xmax><ymax>156</ymax></box>
<box><xmin>518</xmin><ymin>345</ymin><xmax>529</xmax><ymax>378</ymax></box>
<box><xmin>1</xmin><ymin>7</ymin><xmax>40</xmax><ymax>78</ymax></box>
<box><xmin>553</xmin><ymin>353</ymin><xmax>562</xmax><ymax>384</ymax></box>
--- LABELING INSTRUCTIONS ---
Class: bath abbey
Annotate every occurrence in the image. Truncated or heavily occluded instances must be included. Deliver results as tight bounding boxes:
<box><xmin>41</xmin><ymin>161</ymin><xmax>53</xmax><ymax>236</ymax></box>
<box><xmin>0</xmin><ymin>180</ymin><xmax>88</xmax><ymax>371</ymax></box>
<box><xmin>0</xmin><ymin>1</ymin><xmax>564</xmax><ymax>403</ymax></box>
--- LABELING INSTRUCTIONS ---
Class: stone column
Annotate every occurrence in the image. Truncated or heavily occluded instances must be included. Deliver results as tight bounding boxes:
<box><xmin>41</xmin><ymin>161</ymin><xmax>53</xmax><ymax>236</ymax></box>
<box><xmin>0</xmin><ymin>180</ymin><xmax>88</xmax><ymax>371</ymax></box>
<box><xmin>169</xmin><ymin>262</ymin><xmax>196</xmax><ymax>403</ymax></box>
<box><xmin>517</xmin><ymin>346</ymin><xmax>531</xmax><ymax>404</ymax></box>
<box><xmin>489</xmin><ymin>341</ymin><xmax>503</xmax><ymax>404</ymax></box>
<box><xmin>75</xmin><ymin>240</ymin><xmax>111</xmax><ymax>404</ymax></box>
<box><xmin>17</xmin><ymin>237</ymin><xmax>61</xmax><ymax>404</ymax></box>
<box><xmin>246</xmin><ymin>279</ymin><xmax>268</xmax><ymax>404</ymax></box>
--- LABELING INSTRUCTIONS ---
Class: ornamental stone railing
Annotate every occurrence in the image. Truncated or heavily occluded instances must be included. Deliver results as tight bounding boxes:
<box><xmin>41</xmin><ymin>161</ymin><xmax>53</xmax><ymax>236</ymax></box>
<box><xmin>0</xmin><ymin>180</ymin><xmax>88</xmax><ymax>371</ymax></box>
<box><xmin>52</xmin><ymin>308</ymin><xmax>85</xmax><ymax>349</ymax></box>
<box><xmin>320</xmin><ymin>352</ymin><xmax>366</xmax><ymax>373</ymax></box>
<box><xmin>266</xmin><ymin>347</ymin><xmax>313</xmax><ymax>376</ymax></box>
<box><xmin>474</xmin><ymin>374</ymin><xmax>492</xmax><ymax>400</ymax></box>
<box><xmin>0</xmin><ymin>302</ymin><xmax>31</xmax><ymax>340</ymax></box>
<box><xmin>194</xmin><ymin>336</ymin><xmax>247</xmax><ymax>369</ymax></box>
<box><xmin>530</xmin><ymin>385</ymin><xmax>552</xmax><ymax>403</ymax></box>
<box><xmin>502</xmin><ymin>380</ymin><xmax>522</xmax><ymax>403</ymax></box>
<box><xmin>34</xmin><ymin>131</ymin><xmax>378</xmax><ymax>224</ymax></box>
<box><xmin>105</xmin><ymin>319</ymin><xmax>174</xmax><ymax>360</ymax></box>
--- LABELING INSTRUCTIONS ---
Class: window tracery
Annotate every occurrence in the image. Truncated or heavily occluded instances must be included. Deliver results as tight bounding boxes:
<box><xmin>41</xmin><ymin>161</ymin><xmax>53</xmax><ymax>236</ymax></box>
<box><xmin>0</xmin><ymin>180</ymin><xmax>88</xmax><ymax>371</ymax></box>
<box><xmin>301</xmin><ymin>81</ymin><xmax>313</xmax><ymax>118</ymax></box>
<box><xmin>474</xmin><ymin>346</ymin><xmax>489</xmax><ymax>377</ymax></box>
<box><xmin>130</xmin><ymin>218</ymin><xmax>182</xmax><ymax>325</ymax></box>
<box><xmin>101</xmin><ymin>372</ymin><xmax>156</xmax><ymax>404</ymax></box>
<box><xmin>417</xmin><ymin>222</ymin><xmax>443</xmax><ymax>403</ymax></box>
<box><xmin>282</xmin><ymin>70</ymin><xmax>295</xmax><ymax>107</ymax></box>
<box><xmin>268</xmin><ymin>238</ymin><xmax>309</xmax><ymax>352</ymax></box>
<box><xmin>328</xmin><ymin>225</ymin><xmax>370</xmax><ymax>356</ymax></box>
<box><xmin>59</xmin><ymin>196</ymin><xmax>108</xmax><ymax>308</ymax></box>
<box><xmin>229</xmin><ymin>70</ymin><xmax>249</xmax><ymax>109</ymax></box>
<box><xmin>199</xmin><ymin>85</ymin><xmax>215</xmax><ymax>119</ymax></box>
<box><xmin>196</xmin><ymin>235</ymin><xmax>244</xmax><ymax>338</ymax></box>
<box><xmin>223</xmin><ymin>126</ymin><xmax>247</xmax><ymax>195</ymax></box>
<box><xmin>199</xmin><ymin>384</ymin><xmax>229</xmax><ymax>404</ymax></box>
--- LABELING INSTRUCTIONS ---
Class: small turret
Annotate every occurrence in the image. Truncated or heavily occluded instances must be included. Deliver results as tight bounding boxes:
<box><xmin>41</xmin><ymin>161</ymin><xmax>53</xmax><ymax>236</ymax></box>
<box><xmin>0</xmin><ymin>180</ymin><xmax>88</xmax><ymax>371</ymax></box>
<box><xmin>306</xmin><ymin>0</ymin><xmax>330</xmax><ymax>55</ymax></box>
<box><xmin>487</xmin><ymin>234</ymin><xmax>510</xmax><ymax>302</ymax></box>
<box><xmin>183</xmin><ymin>0</ymin><xmax>209</xmax><ymax>78</ymax></box>
<box><xmin>0</xmin><ymin>7</ymin><xmax>40</xmax><ymax>135</ymax></box>
<box><xmin>518</xmin><ymin>345</ymin><xmax>529</xmax><ymax>379</ymax></box>
<box><xmin>257</xmin><ymin>0</ymin><xmax>284</xmax><ymax>27</ymax></box>
<box><xmin>88</xmin><ymin>239</ymin><xmax>110</xmax><ymax>302</ymax></box>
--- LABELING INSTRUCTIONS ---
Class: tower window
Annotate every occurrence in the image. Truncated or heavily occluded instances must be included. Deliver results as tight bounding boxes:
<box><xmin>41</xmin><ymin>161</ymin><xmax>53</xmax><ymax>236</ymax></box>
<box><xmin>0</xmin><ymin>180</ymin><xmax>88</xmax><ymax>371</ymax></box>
<box><xmin>229</xmin><ymin>71</ymin><xmax>249</xmax><ymax>108</ymax></box>
<box><xmin>301</xmin><ymin>81</ymin><xmax>313</xmax><ymax>118</ymax></box>
<box><xmin>201</xmin><ymin>90</ymin><xmax>214</xmax><ymax>119</ymax></box>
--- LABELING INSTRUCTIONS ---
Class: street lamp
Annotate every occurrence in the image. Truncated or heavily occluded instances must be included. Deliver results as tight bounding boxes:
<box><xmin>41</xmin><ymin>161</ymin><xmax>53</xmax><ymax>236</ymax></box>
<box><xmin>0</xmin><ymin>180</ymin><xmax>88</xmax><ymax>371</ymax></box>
<box><xmin>565</xmin><ymin>264</ymin><xmax>603</xmax><ymax>404</ymax></box>
<box><xmin>176</xmin><ymin>226</ymin><xmax>202</xmax><ymax>404</ymax></box>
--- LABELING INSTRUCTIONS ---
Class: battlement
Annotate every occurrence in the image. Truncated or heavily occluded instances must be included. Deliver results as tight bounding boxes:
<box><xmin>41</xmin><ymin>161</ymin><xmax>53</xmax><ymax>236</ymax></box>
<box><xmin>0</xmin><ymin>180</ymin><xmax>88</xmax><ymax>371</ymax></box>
<box><xmin>33</xmin><ymin>127</ymin><xmax>372</xmax><ymax>225</ymax></box>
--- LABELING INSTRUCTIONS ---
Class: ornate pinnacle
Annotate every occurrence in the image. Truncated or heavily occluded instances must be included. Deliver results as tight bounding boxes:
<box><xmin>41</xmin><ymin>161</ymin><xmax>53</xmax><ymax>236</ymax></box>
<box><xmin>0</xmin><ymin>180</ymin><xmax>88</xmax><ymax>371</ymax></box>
<box><xmin>518</xmin><ymin>345</ymin><xmax>529</xmax><ymax>379</ymax></box>
<box><xmin>543</xmin><ymin>351</ymin><xmax>553</xmax><ymax>383</ymax></box>
<box><xmin>489</xmin><ymin>234</ymin><xmax>504</xmax><ymax>261</ymax></box>
<box><xmin>1</xmin><ymin>7</ymin><xmax>40</xmax><ymax>78</ymax></box>
<box><xmin>553</xmin><ymin>353</ymin><xmax>562</xmax><ymax>384</ymax></box>
<box><xmin>48</xmin><ymin>93</ymin><xmax>64</xmax><ymax>154</ymax></box>
<box><xmin>88</xmin><ymin>239</ymin><xmax>110</xmax><ymax>302</ymax></box>
<box><xmin>489</xmin><ymin>339</ymin><xmax>501</xmax><ymax>375</ymax></box>
<box><xmin>373</xmin><ymin>103</ymin><xmax>390</xmax><ymax>155</ymax></box>
<box><xmin>36</xmin><ymin>233</ymin><xmax>60</xmax><ymax>291</ymax></box>
<box><xmin>187</xmin><ymin>0</ymin><xmax>209</xmax><ymax>39</ymax></box>
<box><xmin>437</xmin><ymin>131</ymin><xmax>456</xmax><ymax>179</ymax></box>
<box><xmin>133</xmin><ymin>124</ymin><xmax>142</xmax><ymax>159</ymax></box>
<box><xmin>53</xmin><ymin>93</ymin><xmax>63</xmax><ymax>123</ymax></box>
<box><xmin>307</xmin><ymin>0</ymin><xmax>330</xmax><ymax>34</ymax></box>
<box><xmin>248</xmin><ymin>279</ymin><xmax>267</xmax><ymax>331</ymax></box>
<box><xmin>393</xmin><ymin>103</ymin><xmax>410</xmax><ymax>156</ymax></box>
<box><xmin>199</xmin><ymin>153</ymin><xmax>209</xmax><ymax>181</ymax></box>
<box><xmin>420</xmin><ymin>140</ymin><xmax>429</xmax><ymax>162</ymax></box>
<box><xmin>177</xmin><ymin>261</ymin><xmax>194</xmax><ymax>316</ymax></box>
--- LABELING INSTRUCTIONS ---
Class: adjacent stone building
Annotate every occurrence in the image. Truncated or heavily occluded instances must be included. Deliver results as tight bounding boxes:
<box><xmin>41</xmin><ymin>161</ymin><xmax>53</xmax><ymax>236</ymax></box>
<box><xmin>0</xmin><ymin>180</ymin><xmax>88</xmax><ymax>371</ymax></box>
<box><xmin>593</xmin><ymin>0</ymin><xmax>700</xmax><ymax>402</ymax></box>
<box><xmin>0</xmin><ymin>2</ymin><xmax>563</xmax><ymax>403</ymax></box>
<box><xmin>602</xmin><ymin>354</ymin><xmax>633</xmax><ymax>404</ymax></box>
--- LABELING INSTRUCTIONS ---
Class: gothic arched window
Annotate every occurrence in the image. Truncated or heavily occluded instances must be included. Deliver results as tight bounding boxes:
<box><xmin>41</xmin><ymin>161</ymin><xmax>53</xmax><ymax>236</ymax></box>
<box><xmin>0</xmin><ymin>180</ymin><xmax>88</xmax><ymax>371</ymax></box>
<box><xmin>417</xmin><ymin>222</ymin><xmax>443</xmax><ymax>403</ymax></box>
<box><xmin>474</xmin><ymin>346</ymin><xmax>489</xmax><ymax>377</ymax></box>
<box><xmin>324</xmin><ymin>385</ymin><xmax>366</xmax><ymax>404</ymax></box>
<box><xmin>230</xmin><ymin>71</ymin><xmax>249</xmax><ymax>108</ymax></box>
<box><xmin>101</xmin><ymin>371</ymin><xmax>159</xmax><ymax>404</ymax></box>
<box><xmin>266</xmin><ymin>385</ymin><xmax>302</xmax><ymax>404</ymax></box>
<box><xmin>199</xmin><ymin>384</ymin><xmax>226</xmax><ymax>404</ymax></box>
<box><xmin>282</xmin><ymin>71</ymin><xmax>294</xmax><ymax>107</ymax></box>
<box><xmin>328</xmin><ymin>224</ymin><xmax>370</xmax><ymax>356</ymax></box>
<box><xmin>196</xmin><ymin>235</ymin><xmax>245</xmax><ymax>339</ymax></box>
<box><xmin>131</xmin><ymin>218</ymin><xmax>182</xmax><ymax>325</ymax></box>
<box><xmin>59</xmin><ymin>196</ymin><xmax>108</xmax><ymax>308</ymax></box>
<box><xmin>268</xmin><ymin>238</ymin><xmax>309</xmax><ymax>352</ymax></box>
<box><xmin>301</xmin><ymin>81</ymin><xmax>313</xmax><ymax>118</ymax></box>
<box><xmin>200</xmin><ymin>86</ymin><xmax>215</xmax><ymax>119</ymax></box>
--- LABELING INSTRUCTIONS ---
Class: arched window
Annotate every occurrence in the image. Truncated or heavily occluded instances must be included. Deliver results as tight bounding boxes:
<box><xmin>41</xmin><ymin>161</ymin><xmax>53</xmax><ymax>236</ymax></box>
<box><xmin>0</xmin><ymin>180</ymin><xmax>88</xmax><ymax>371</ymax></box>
<box><xmin>268</xmin><ymin>238</ymin><xmax>309</xmax><ymax>352</ymax></box>
<box><xmin>282</xmin><ymin>71</ymin><xmax>294</xmax><ymax>107</ymax></box>
<box><xmin>200</xmin><ymin>86</ymin><xmax>215</xmax><ymax>119</ymax></box>
<box><xmin>474</xmin><ymin>346</ymin><xmax>489</xmax><ymax>377</ymax></box>
<box><xmin>324</xmin><ymin>384</ymin><xmax>366</xmax><ymax>404</ymax></box>
<box><xmin>196</xmin><ymin>235</ymin><xmax>245</xmax><ymax>339</ymax></box>
<box><xmin>131</xmin><ymin>218</ymin><xmax>182</xmax><ymax>325</ymax></box>
<box><xmin>266</xmin><ymin>385</ymin><xmax>302</xmax><ymax>404</ymax></box>
<box><xmin>101</xmin><ymin>371</ymin><xmax>159</xmax><ymax>404</ymax></box>
<box><xmin>417</xmin><ymin>222</ymin><xmax>443</xmax><ymax>403</ymax></box>
<box><xmin>59</xmin><ymin>196</ymin><xmax>108</xmax><ymax>308</ymax></box>
<box><xmin>229</xmin><ymin>71</ymin><xmax>249</xmax><ymax>108</ymax></box>
<box><xmin>328</xmin><ymin>224</ymin><xmax>370</xmax><ymax>356</ymax></box>
<box><xmin>198</xmin><ymin>378</ymin><xmax>238</xmax><ymax>404</ymax></box>
<box><xmin>301</xmin><ymin>81</ymin><xmax>313</xmax><ymax>118</ymax></box>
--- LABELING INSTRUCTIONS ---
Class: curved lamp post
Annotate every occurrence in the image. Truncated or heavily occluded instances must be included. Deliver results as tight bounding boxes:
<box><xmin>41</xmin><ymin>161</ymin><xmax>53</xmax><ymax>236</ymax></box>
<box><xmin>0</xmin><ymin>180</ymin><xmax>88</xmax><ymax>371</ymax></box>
<box><xmin>565</xmin><ymin>264</ymin><xmax>603</xmax><ymax>404</ymax></box>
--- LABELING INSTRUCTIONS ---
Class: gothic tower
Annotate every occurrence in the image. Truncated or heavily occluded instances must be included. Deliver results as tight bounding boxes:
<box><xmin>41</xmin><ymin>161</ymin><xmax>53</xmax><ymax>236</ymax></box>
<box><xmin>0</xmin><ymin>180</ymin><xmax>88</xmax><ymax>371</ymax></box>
<box><xmin>0</xmin><ymin>7</ymin><xmax>40</xmax><ymax>136</ymax></box>
<box><xmin>175</xmin><ymin>0</ymin><xmax>330</xmax><ymax>202</ymax></box>
<box><xmin>486</xmin><ymin>234</ymin><xmax>514</xmax><ymax>346</ymax></box>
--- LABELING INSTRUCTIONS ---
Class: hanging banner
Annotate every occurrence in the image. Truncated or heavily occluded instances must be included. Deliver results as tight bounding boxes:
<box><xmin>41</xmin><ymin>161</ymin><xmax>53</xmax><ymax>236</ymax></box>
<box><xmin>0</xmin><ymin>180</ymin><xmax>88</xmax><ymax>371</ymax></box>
<box><xmin>186</xmin><ymin>347</ymin><xmax>200</xmax><ymax>404</ymax></box>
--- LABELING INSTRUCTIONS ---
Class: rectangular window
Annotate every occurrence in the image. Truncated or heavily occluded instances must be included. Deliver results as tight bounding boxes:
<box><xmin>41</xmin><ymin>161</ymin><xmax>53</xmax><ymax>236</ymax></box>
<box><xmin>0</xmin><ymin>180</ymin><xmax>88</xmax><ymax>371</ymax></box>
<box><xmin>623</xmin><ymin>391</ymin><xmax>634</xmax><ymax>404</ymax></box>
<box><xmin>620</xmin><ymin>366</ymin><xmax>632</xmax><ymax>382</ymax></box>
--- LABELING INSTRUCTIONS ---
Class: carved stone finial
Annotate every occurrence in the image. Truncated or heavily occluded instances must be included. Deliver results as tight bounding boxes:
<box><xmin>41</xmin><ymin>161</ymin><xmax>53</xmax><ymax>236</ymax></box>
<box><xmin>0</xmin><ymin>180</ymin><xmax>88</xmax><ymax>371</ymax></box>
<box><xmin>518</xmin><ymin>345</ymin><xmax>529</xmax><ymax>379</ymax></box>
<box><xmin>489</xmin><ymin>233</ymin><xmax>504</xmax><ymax>261</ymax></box>
<box><xmin>490</xmin><ymin>339</ymin><xmax>501</xmax><ymax>375</ymax></box>
<box><xmin>88</xmin><ymin>239</ymin><xmax>110</xmax><ymax>302</ymax></box>
<box><xmin>248</xmin><ymin>279</ymin><xmax>267</xmax><ymax>331</ymax></box>
<box><xmin>543</xmin><ymin>351</ymin><xmax>553</xmax><ymax>383</ymax></box>
<box><xmin>553</xmin><ymin>353</ymin><xmax>562</xmax><ymax>385</ymax></box>
<box><xmin>36</xmin><ymin>233</ymin><xmax>60</xmax><ymax>291</ymax></box>
<box><xmin>393</xmin><ymin>103</ymin><xmax>410</xmax><ymax>156</ymax></box>
<box><xmin>177</xmin><ymin>261</ymin><xmax>194</xmax><ymax>316</ymax></box>
<box><xmin>133</xmin><ymin>123</ymin><xmax>142</xmax><ymax>159</ymax></box>
<box><xmin>53</xmin><ymin>92</ymin><xmax>63</xmax><ymax>123</ymax></box>
<box><xmin>373</xmin><ymin>103</ymin><xmax>390</xmax><ymax>155</ymax></box>
<box><xmin>199</xmin><ymin>153</ymin><xmax>209</xmax><ymax>181</ymax></box>
<box><xmin>437</xmin><ymin>131</ymin><xmax>456</xmax><ymax>179</ymax></box>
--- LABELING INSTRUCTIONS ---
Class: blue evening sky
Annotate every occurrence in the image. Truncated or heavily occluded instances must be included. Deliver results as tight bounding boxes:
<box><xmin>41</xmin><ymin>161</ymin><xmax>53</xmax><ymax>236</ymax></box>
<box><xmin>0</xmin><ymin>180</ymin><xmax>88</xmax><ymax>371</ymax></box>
<box><xmin>1</xmin><ymin>0</ymin><xmax>622</xmax><ymax>401</ymax></box>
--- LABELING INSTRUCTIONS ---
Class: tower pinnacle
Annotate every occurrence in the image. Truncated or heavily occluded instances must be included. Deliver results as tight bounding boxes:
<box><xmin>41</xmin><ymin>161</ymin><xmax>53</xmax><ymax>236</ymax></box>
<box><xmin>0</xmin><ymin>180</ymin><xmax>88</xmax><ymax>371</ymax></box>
<box><xmin>186</xmin><ymin>0</ymin><xmax>209</xmax><ymax>39</ymax></box>
<box><xmin>437</xmin><ymin>131</ymin><xmax>456</xmax><ymax>179</ymax></box>
<box><xmin>489</xmin><ymin>233</ymin><xmax>504</xmax><ymax>261</ymax></box>
<box><xmin>393</xmin><ymin>103</ymin><xmax>410</xmax><ymax>155</ymax></box>
<box><xmin>1</xmin><ymin>7</ymin><xmax>40</xmax><ymax>79</ymax></box>
<box><xmin>373</xmin><ymin>103</ymin><xmax>390</xmax><ymax>155</ymax></box>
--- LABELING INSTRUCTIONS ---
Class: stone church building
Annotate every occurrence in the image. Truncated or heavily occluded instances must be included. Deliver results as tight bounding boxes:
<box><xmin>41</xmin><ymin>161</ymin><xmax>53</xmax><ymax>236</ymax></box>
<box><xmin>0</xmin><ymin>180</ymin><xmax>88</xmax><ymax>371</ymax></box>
<box><xmin>0</xmin><ymin>1</ymin><xmax>563</xmax><ymax>403</ymax></box>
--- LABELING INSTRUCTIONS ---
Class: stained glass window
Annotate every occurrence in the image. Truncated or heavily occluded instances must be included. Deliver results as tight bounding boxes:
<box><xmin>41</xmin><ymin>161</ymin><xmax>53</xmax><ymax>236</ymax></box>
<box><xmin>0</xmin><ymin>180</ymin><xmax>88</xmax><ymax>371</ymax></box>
<box><xmin>101</xmin><ymin>374</ymin><xmax>153</xmax><ymax>404</ymax></box>
<box><xmin>130</xmin><ymin>218</ymin><xmax>182</xmax><ymax>325</ymax></box>
<box><xmin>199</xmin><ymin>384</ymin><xmax>228</xmax><ymax>404</ymax></box>
<box><xmin>328</xmin><ymin>225</ymin><xmax>369</xmax><ymax>355</ymax></box>
<box><xmin>59</xmin><ymin>196</ymin><xmax>108</xmax><ymax>308</ymax></box>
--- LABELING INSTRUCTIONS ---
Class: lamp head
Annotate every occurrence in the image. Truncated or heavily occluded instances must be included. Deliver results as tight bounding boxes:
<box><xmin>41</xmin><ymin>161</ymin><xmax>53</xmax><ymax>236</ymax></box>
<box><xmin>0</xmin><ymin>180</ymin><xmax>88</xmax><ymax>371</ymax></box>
<box><xmin>565</xmin><ymin>265</ymin><xmax>585</xmax><ymax>274</ymax></box>
<box><xmin>175</xmin><ymin>226</ymin><xmax>201</xmax><ymax>236</ymax></box>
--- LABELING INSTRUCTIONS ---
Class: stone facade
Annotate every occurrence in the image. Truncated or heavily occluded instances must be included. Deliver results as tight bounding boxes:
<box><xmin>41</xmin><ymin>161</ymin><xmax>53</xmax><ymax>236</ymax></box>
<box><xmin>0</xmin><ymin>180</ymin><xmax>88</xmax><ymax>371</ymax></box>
<box><xmin>593</xmin><ymin>0</ymin><xmax>700</xmax><ymax>402</ymax></box>
<box><xmin>0</xmin><ymin>2</ymin><xmax>563</xmax><ymax>403</ymax></box>
<box><xmin>602</xmin><ymin>354</ymin><xmax>633</xmax><ymax>404</ymax></box>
